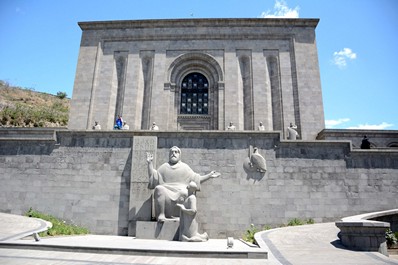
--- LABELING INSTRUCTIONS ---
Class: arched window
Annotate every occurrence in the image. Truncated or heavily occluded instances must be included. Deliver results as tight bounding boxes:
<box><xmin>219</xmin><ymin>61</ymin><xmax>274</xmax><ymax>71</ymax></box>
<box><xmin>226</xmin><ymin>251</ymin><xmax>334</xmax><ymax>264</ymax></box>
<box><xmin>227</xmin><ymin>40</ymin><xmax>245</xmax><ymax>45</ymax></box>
<box><xmin>180</xmin><ymin>73</ymin><xmax>209</xmax><ymax>114</ymax></box>
<box><xmin>387</xmin><ymin>142</ymin><xmax>398</xmax><ymax>148</ymax></box>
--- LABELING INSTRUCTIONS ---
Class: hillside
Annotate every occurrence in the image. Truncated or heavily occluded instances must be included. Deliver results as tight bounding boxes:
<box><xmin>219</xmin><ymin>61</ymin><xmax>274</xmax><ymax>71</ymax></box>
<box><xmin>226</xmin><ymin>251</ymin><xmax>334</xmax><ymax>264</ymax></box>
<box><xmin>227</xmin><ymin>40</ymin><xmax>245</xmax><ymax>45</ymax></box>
<box><xmin>0</xmin><ymin>80</ymin><xmax>70</xmax><ymax>127</ymax></box>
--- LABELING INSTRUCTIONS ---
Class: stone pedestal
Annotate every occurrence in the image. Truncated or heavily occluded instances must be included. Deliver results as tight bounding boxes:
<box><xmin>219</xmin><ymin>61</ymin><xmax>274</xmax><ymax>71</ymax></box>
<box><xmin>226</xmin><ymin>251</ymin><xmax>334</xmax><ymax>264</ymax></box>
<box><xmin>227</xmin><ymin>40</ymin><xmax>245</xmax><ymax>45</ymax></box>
<box><xmin>128</xmin><ymin>136</ymin><xmax>157</xmax><ymax>236</ymax></box>
<box><xmin>136</xmin><ymin>220</ymin><xmax>180</xmax><ymax>240</ymax></box>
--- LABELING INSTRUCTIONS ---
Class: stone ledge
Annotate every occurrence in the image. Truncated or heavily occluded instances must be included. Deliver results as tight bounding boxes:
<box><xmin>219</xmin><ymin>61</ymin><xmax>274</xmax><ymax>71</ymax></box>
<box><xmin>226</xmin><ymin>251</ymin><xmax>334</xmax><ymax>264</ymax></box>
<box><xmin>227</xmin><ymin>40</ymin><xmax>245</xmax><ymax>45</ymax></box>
<box><xmin>78</xmin><ymin>18</ymin><xmax>320</xmax><ymax>30</ymax></box>
<box><xmin>335</xmin><ymin>209</ymin><xmax>398</xmax><ymax>256</ymax></box>
<box><xmin>0</xmin><ymin>128</ymin><xmax>59</xmax><ymax>141</ymax></box>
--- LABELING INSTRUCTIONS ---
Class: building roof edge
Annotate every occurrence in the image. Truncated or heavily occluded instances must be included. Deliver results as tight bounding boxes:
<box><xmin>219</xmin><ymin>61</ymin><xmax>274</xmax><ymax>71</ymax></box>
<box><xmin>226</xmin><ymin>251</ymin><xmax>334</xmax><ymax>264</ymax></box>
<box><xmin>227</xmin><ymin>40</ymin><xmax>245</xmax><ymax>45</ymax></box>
<box><xmin>78</xmin><ymin>18</ymin><xmax>320</xmax><ymax>30</ymax></box>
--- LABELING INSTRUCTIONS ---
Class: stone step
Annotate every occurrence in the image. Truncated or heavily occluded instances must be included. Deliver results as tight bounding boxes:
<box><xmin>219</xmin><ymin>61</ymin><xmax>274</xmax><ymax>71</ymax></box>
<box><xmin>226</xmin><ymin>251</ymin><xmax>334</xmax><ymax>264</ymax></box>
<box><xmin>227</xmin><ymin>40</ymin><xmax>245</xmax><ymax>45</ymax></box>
<box><xmin>136</xmin><ymin>220</ymin><xmax>180</xmax><ymax>241</ymax></box>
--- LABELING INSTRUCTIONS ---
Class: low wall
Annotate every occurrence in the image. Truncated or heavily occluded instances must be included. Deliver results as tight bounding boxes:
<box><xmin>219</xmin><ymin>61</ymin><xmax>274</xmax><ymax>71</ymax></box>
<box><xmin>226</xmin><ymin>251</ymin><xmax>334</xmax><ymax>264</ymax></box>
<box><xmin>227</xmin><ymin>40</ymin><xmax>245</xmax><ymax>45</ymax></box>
<box><xmin>371</xmin><ymin>212</ymin><xmax>398</xmax><ymax>232</ymax></box>
<box><xmin>335</xmin><ymin>209</ymin><xmax>398</xmax><ymax>256</ymax></box>
<box><xmin>0</xmin><ymin>129</ymin><xmax>398</xmax><ymax>238</ymax></box>
<box><xmin>317</xmin><ymin>129</ymin><xmax>398</xmax><ymax>148</ymax></box>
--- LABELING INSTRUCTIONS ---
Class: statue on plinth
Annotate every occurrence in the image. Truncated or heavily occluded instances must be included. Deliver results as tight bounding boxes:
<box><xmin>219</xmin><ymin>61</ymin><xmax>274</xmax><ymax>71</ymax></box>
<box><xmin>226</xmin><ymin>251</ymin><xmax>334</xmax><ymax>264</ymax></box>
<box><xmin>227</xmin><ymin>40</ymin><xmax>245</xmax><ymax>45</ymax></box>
<box><xmin>92</xmin><ymin>121</ymin><xmax>101</xmax><ymax>130</ymax></box>
<box><xmin>360</xmin><ymin>135</ymin><xmax>371</xmax><ymax>149</ymax></box>
<box><xmin>176</xmin><ymin>181</ymin><xmax>209</xmax><ymax>242</ymax></box>
<box><xmin>227</xmin><ymin>121</ymin><xmax>236</xmax><ymax>131</ymax></box>
<box><xmin>257</xmin><ymin>121</ymin><xmax>265</xmax><ymax>131</ymax></box>
<box><xmin>146</xmin><ymin>146</ymin><xmax>220</xmax><ymax>223</ymax></box>
<box><xmin>287</xmin><ymin>122</ymin><xmax>299</xmax><ymax>140</ymax></box>
<box><xmin>150</xmin><ymin>122</ymin><xmax>159</xmax><ymax>131</ymax></box>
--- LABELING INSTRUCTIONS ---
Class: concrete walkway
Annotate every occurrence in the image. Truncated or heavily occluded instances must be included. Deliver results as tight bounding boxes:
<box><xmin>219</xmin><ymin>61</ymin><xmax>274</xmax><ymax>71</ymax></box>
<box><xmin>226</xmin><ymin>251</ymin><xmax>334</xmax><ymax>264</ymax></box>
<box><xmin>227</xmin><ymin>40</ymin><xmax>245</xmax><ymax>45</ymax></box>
<box><xmin>0</xmin><ymin>212</ymin><xmax>397</xmax><ymax>264</ymax></box>
<box><xmin>0</xmin><ymin>212</ymin><xmax>51</xmax><ymax>241</ymax></box>
<box><xmin>257</xmin><ymin>223</ymin><xmax>398</xmax><ymax>265</ymax></box>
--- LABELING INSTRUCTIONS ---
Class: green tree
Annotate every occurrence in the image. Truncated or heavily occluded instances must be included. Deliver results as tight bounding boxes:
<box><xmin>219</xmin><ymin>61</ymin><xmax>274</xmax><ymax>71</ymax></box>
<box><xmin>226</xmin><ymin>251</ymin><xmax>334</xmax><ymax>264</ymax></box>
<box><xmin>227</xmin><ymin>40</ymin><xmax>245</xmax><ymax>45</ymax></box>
<box><xmin>56</xmin><ymin>91</ymin><xmax>67</xmax><ymax>99</ymax></box>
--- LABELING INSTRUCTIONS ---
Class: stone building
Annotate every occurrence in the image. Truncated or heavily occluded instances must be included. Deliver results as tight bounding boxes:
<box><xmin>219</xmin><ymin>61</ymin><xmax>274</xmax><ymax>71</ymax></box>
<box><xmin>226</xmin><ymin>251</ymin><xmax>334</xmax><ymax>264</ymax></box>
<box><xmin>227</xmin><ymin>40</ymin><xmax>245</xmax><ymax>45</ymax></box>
<box><xmin>1</xmin><ymin>19</ymin><xmax>397</xmax><ymax>240</ymax></box>
<box><xmin>69</xmin><ymin>18</ymin><xmax>324</xmax><ymax>140</ymax></box>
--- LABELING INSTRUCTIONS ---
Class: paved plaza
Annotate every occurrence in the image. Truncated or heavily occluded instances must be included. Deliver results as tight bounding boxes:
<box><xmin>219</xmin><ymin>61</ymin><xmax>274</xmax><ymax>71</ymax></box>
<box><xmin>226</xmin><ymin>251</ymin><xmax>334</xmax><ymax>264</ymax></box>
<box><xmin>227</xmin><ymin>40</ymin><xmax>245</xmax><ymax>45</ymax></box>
<box><xmin>0</xmin><ymin>213</ymin><xmax>397</xmax><ymax>265</ymax></box>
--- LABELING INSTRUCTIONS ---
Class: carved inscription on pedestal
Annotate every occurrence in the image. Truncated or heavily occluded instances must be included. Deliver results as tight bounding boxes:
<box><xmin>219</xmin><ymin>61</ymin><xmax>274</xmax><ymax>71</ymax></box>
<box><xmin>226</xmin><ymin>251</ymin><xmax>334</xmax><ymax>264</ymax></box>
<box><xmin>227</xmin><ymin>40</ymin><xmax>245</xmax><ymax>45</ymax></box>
<box><xmin>132</xmin><ymin>136</ymin><xmax>157</xmax><ymax>182</ymax></box>
<box><xmin>128</xmin><ymin>136</ymin><xmax>157</xmax><ymax>236</ymax></box>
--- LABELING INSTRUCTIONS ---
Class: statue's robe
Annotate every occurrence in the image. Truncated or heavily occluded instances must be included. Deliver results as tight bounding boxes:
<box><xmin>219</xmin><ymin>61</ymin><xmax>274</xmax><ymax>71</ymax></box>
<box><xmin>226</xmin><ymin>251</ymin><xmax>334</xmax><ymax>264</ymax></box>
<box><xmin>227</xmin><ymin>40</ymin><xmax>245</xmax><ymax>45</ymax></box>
<box><xmin>148</xmin><ymin>161</ymin><xmax>201</xmax><ymax>204</ymax></box>
<box><xmin>287</xmin><ymin>127</ymin><xmax>299</xmax><ymax>140</ymax></box>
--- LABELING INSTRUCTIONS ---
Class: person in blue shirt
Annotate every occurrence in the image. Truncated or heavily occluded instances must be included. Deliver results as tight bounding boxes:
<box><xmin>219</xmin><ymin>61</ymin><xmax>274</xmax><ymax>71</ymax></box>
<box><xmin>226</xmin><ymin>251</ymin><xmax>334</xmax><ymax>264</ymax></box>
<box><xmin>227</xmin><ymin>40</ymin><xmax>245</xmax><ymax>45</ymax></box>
<box><xmin>114</xmin><ymin>115</ymin><xmax>123</xmax><ymax>129</ymax></box>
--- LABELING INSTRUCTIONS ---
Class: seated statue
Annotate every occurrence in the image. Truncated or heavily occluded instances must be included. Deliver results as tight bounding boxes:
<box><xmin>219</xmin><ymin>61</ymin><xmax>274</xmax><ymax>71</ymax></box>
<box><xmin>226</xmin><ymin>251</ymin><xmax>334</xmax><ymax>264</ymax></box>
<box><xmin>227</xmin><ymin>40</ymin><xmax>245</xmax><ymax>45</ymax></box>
<box><xmin>176</xmin><ymin>181</ymin><xmax>208</xmax><ymax>242</ymax></box>
<box><xmin>146</xmin><ymin>146</ymin><xmax>220</xmax><ymax>222</ymax></box>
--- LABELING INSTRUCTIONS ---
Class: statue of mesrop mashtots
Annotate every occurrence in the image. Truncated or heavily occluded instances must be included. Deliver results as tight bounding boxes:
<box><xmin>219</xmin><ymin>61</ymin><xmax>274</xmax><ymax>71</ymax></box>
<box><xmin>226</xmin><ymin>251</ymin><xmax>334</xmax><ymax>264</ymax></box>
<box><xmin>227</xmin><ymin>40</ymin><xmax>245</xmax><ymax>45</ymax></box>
<box><xmin>146</xmin><ymin>146</ymin><xmax>220</xmax><ymax>223</ymax></box>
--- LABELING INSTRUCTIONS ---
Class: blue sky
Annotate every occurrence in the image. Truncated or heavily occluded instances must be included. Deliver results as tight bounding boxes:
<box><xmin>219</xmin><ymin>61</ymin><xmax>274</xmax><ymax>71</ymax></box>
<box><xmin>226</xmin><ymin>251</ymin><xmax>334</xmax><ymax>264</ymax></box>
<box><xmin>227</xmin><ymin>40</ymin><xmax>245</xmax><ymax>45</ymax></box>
<box><xmin>1</xmin><ymin>0</ymin><xmax>397</xmax><ymax>130</ymax></box>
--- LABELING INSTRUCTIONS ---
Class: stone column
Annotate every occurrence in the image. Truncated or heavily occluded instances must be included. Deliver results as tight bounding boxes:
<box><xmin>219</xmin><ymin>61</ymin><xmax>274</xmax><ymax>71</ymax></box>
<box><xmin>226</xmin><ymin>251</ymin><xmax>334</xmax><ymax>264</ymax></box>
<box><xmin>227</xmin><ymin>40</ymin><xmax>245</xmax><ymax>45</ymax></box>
<box><xmin>86</xmin><ymin>42</ymin><xmax>102</xmax><ymax>130</ymax></box>
<box><xmin>113</xmin><ymin>51</ymin><xmax>128</xmax><ymax>123</ymax></box>
<box><xmin>252</xmin><ymin>50</ymin><xmax>272</xmax><ymax>130</ymax></box>
<box><xmin>237</xmin><ymin>50</ymin><xmax>254</xmax><ymax>130</ymax></box>
<box><xmin>223</xmin><ymin>50</ymin><xmax>240</xmax><ymax>130</ymax></box>
<box><xmin>265</xmin><ymin>51</ymin><xmax>283</xmax><ymax>133</ymax></box>
<box><xmin>140</xmin><ymin>51</ymin><xmax>155</xmax><ymax>130</ymax></box>
<box><xmin>151</xmin><ymin>51</ymin><xmax>169</xmax><ymax>130</ymax></box>
<box><xmin>123</xmin><ymin>52</ymin><xmax>140</xmax><ymax>130</ymax></box>
<box><xmin>217</xmin><ymin>82</ymin><xmax>225</xmax><ymax>130</ymax></box>
<box><xmin>279</xmin><ymin>47</ymin><xmax>296</xmax><ymax>136</ymax></box>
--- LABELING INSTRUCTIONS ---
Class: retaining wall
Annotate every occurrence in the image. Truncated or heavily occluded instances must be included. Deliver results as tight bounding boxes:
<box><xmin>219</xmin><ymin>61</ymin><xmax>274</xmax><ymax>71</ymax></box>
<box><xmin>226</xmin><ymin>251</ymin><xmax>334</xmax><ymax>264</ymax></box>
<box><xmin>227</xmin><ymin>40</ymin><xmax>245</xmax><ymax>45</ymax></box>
<box><xmin>0</xmin><ymin>129</ymin><xmax>397</xmax><ymax>238</ymax></box>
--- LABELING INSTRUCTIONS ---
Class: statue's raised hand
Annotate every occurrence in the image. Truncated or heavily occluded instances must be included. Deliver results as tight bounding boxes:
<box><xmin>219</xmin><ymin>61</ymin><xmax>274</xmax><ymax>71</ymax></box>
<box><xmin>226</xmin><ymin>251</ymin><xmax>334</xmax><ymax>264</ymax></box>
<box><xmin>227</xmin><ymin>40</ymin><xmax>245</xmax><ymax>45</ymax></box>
<box><xmin>210</xmin><ymin>171</ymin><xmax>221</xmax><ymax>178</ymax></box>
<box><xmin>146</xmin><ymin>152</ymin><xmax>154</xmax><ymax>163</ymax></box>
<box><xmin>176</xmin><ymin>203</ymin><xmax>185</xmax><ymax>210</ymax></box>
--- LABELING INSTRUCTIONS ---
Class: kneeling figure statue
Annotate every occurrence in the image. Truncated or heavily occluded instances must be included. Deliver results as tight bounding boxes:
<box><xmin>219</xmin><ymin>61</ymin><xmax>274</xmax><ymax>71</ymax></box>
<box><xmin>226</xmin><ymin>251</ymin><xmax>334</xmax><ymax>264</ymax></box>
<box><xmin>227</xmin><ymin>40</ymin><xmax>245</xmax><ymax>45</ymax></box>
<box><xmin>176</xmin><ymin>181</ymin><xmax>208</xmax><ymax>242</ymax></box>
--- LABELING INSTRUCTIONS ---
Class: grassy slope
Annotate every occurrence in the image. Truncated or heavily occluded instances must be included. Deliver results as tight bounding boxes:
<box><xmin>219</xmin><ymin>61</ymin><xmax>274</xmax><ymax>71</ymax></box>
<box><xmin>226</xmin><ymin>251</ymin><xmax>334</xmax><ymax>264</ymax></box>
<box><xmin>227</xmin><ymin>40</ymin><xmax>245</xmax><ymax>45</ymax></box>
<box><xmin>0</xmin><ymin>80</ymin><xmax>70</xmax><ymax>127</ymax></box>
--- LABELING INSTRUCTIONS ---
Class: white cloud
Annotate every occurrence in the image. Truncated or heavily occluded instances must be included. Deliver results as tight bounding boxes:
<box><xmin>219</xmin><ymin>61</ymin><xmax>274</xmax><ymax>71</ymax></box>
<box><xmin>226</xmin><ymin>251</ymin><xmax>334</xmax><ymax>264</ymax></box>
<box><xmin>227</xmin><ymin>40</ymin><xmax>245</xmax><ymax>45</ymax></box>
<box><xmin>260</xmin><ymin>0</ymin><xmax>300</xmax><ymax>18</ymax></box>
<box><xmin>346</xmin><ymin>122</ymin><xmax>394</xmax><ymax>130</ymax></box>
<box><xmin>332</xmin><ymin>48</ymin><xmax>357</xmax><ymax>69</ymax></box>
<box><xmin>325</xmin><ymin>118</ymin><xmax>350</xmax><ymax>128</ymax></box>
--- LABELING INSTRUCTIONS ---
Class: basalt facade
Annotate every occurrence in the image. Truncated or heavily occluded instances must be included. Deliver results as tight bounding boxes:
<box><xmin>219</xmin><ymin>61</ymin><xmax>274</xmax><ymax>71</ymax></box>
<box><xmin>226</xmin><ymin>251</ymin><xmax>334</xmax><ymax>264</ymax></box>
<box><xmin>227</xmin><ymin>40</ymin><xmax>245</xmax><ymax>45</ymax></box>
<box><xmin>69</xmin><ymin>18</ymin><xmax>324</xmax><ymax>140</ymax></box>
<box><xmin>0</xmin><ymin>129</ymin><xmax>397</xmax><ymax>238</ymax></box>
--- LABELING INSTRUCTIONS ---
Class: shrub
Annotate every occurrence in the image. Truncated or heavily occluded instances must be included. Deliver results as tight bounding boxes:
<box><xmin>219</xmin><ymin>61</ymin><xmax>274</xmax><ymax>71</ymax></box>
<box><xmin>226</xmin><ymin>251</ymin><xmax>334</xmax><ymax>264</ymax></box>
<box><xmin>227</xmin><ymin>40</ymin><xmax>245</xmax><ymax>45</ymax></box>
<box><xmin>243</xmin><ymin>224</ymin><xmax>258</xmax><ymax>244</ymax></box>
<box><xmin>242</xmin><ymin>218</ymin><xmax>315</xmax><ymax>244</ymax></box>
<box><xmin>263</xmin><ymin>225</ymin><xmax>272</xmax><ymax>231</ymax></box>
<box><xmin>242</xmin><ymin>224</ymin><xmax>272</xmax><ymax>245</ymax></box>
<box><xmin>288</xmin><ymin>218</ymin><xmax>304</xmax><ymax>226</ymax></box>
<box><xmin>287</xmin><ymin>218</ymin><xmax>314</xmax><ymax>226</ymax></box>
<box><xmin>386</xmin><ymin>229</ymin><xmax>398</xmax><ymax>247</ymax></box>
<box><xmin>25</xmin><ymin>208</ymin><xmax>89</xmax><ymax>237</ymax></box>
<box><xmin>56</xmin><ymin>91</ymin><xmax>67</xmax><ymax>99</ymax></box>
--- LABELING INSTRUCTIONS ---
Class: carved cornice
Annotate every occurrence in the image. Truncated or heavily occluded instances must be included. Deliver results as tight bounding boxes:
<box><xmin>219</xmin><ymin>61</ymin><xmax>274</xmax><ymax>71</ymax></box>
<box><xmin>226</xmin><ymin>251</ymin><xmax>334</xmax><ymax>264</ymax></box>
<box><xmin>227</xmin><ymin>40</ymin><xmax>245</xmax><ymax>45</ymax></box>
<box><xmin>101</xmin><ymin>34</ymin><xmax>294</xmax><ymax>42</ymax></box>
<box><xmin>80</xmin><ymin>19</ymin><xmax>317</xmax><ymax>43</ymax></box>
<box><xmin>79</xmin><ymin>18</ymin><xmax>320</xmax><ymax>30</ymax></box>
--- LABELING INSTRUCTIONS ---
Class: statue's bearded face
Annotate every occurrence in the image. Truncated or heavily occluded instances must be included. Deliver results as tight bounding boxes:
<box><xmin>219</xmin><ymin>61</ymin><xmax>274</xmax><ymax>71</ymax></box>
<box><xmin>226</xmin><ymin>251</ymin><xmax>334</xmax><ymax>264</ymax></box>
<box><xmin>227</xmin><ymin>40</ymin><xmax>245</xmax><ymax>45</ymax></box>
<box><xmin>169</xmin><ymin>148</ymin><xmax>181</xmax><ymax>164</ymax></box>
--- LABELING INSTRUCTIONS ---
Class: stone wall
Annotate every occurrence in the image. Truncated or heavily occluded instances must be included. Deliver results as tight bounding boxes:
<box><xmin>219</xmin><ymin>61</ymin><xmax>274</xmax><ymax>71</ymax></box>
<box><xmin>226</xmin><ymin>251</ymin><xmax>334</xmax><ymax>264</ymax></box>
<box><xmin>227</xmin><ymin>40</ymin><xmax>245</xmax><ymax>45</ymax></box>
<box><xmin>0</xmin><ymin>129</ymin><xmax>397</xmax><ymax>238</ymax></box>
<box><xmin>0</xmin><ymin>130</ymin><xmax>133</xmax><ymax>235</ymax></box>
<box><xmin>317</xmin><ymin>129</ymin><xmax>398</xmax><ymax>148</ymax></box>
